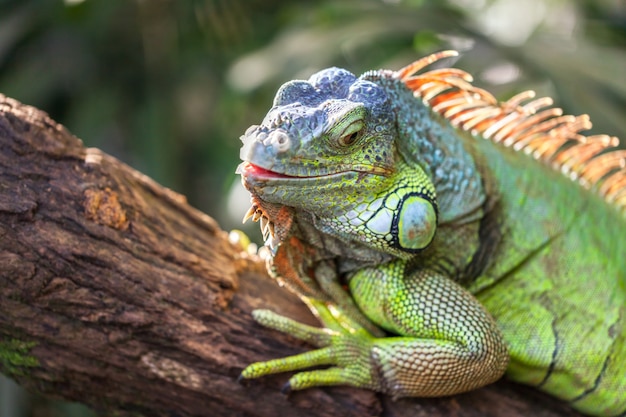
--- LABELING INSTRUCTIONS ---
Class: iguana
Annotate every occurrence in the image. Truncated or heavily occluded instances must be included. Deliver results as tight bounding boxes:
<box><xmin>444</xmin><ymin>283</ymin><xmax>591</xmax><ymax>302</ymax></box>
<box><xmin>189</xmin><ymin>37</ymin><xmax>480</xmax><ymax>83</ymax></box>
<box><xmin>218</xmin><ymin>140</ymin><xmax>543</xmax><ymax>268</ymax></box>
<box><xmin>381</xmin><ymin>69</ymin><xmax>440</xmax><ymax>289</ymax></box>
<box><xmin>236</xmin><ymin>50</ymin><xmax>626</xmax><ymax>416</ymax></box>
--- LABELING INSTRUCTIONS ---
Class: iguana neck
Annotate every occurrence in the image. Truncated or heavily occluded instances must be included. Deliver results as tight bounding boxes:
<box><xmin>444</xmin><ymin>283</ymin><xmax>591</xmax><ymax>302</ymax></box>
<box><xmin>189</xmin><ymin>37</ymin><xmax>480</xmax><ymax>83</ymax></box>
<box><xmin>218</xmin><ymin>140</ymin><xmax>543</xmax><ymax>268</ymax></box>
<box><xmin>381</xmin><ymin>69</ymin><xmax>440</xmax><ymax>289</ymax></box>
<box><xmin>291</xmin><ymin>211</ymin><xmax>395</xmax><ymax>274</ymax></box>
<box><xmin>364</xmin><ymin>72</ymin><xmax>486</xmax><ymax>225</ymax></box>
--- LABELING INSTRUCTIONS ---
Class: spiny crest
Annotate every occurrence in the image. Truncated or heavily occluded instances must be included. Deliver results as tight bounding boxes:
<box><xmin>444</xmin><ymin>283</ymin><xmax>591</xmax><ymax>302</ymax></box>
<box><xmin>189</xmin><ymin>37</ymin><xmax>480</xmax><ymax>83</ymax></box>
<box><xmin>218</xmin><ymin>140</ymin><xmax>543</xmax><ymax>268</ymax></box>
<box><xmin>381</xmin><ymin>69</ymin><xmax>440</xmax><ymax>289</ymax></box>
<box><xmin>397</xmin><ymin>50</ymin><xmax>626</xmax><ymax>214</ymax></box>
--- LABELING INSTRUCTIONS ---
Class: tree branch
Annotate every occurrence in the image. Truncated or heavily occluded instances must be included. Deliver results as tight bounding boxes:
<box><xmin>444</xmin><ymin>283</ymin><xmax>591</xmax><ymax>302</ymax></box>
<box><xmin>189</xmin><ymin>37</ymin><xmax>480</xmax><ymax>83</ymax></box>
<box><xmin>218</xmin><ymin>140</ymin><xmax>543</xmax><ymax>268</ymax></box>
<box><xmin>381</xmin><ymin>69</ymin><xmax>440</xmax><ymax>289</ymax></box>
<box><xmin>0</xmin><ymin>95</ymin><xmax>580</xmax><ymax>417</ymax></box>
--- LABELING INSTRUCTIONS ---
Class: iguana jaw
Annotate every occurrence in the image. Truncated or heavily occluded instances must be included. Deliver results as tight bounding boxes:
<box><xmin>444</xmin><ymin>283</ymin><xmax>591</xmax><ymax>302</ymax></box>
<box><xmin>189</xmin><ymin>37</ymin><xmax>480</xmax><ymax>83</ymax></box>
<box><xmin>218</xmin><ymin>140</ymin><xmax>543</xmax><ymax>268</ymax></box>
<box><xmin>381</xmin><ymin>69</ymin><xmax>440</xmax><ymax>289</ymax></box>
<box><xmin>238</xmin><ymin>160</ymin><xmax>390</xmax><ymax>248</ymax></box>
<box><xmin>238</xmin><ymin>159</ymin><xmax>384</xmax><ymax>216</ymax></box>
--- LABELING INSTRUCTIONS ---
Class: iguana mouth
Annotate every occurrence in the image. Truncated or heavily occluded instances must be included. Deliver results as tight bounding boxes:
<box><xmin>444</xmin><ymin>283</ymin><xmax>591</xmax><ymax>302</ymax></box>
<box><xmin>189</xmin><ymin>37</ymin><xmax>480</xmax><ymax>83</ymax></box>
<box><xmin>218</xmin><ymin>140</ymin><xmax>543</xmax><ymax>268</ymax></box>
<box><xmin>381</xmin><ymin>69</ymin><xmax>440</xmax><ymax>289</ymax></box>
<box><xmin>238</xmin><ymin>161</ymin><xmax>390</xmax><ymax>181</ymax></box>
<box><xmin>238</xmin><ymin>162</ymin><xmax>301</xmax><ymax>179</ymax></box>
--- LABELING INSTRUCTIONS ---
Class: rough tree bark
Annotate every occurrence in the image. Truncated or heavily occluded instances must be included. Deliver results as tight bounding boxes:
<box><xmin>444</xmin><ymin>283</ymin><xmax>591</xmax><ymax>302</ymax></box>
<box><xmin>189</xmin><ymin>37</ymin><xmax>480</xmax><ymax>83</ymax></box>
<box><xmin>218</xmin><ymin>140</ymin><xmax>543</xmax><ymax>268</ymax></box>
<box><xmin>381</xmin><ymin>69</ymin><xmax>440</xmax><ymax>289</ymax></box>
<box><xmin>0</xmin><ymin>94</ymin><xmax>582</xmax><ymax>417</ymax></box>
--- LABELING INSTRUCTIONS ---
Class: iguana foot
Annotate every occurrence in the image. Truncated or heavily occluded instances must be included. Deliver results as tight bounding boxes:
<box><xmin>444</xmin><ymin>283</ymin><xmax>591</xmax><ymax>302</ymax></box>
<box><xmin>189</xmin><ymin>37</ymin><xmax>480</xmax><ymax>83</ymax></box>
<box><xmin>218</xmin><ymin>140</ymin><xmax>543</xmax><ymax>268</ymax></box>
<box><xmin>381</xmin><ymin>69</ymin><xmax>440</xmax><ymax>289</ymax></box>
<box><xmin>239</xmin><ymin>306</ymin><xmax>381</xmax><ymax>392</ymax></box>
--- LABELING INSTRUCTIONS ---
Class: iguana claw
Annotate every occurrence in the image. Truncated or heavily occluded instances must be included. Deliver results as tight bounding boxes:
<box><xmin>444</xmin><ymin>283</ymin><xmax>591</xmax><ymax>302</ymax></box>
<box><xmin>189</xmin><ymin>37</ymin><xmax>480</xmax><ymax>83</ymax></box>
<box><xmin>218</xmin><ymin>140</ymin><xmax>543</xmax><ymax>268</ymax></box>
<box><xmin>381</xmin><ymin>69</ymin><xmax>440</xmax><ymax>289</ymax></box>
<box><xmin>280</xmin><ymin>382</ymin><xmax>292</xmax><ymax>395</ymax></box>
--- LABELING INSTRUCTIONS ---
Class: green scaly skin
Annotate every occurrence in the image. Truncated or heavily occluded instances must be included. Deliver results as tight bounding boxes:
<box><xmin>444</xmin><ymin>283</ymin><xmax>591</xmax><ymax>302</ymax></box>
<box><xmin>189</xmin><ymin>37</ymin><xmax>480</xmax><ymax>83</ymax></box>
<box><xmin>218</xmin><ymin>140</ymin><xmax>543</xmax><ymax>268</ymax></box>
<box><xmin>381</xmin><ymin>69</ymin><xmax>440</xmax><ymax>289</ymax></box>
<box><xmin>237</xmin><ymin>56</ymin><xmax>626</xmax><ymax>416</ymax></box>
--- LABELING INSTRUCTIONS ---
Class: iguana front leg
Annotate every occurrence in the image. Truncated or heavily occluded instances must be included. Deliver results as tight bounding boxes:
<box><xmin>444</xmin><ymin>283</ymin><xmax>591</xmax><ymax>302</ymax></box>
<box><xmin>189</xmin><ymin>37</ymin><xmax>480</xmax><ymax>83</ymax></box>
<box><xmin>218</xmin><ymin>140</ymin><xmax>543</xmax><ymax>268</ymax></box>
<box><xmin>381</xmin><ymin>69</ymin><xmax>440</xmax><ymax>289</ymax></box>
<box><xmin>240</xmin><ymin>259</ymin><xmax>509</xmax><ymax>397</ymax></box>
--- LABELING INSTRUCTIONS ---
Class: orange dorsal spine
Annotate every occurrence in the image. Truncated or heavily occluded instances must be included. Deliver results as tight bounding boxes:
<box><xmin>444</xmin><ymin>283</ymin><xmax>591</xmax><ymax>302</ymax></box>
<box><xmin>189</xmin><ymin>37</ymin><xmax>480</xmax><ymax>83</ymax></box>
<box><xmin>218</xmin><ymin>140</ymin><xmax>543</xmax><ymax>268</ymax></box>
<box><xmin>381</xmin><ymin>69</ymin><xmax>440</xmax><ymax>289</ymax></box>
<box><xmin>397</xmin><ymin>50</ymin><xmax>625</xmax><ymax>214</ymax></box>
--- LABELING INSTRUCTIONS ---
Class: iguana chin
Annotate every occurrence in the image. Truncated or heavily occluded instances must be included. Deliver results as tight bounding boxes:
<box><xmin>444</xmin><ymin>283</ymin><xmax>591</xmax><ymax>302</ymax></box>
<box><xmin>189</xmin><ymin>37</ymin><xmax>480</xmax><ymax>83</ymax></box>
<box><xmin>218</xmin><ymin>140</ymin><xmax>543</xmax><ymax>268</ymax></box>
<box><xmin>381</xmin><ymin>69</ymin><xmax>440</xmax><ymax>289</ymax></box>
<box><xmin>236</xmin><ymin>50</ymin><xmax>626</xmax><ymax>417</ymax></box>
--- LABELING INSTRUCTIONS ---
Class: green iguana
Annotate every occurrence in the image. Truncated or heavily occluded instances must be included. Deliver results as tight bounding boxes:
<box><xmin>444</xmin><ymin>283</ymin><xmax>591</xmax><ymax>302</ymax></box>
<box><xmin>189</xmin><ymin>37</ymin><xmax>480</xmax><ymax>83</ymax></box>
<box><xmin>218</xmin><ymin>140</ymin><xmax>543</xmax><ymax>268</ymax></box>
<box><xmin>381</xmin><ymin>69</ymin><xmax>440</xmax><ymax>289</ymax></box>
<box><xmin>236</xmin><ymin>50</ymin><xmax>626</xmax><ymax>416</ymax></box>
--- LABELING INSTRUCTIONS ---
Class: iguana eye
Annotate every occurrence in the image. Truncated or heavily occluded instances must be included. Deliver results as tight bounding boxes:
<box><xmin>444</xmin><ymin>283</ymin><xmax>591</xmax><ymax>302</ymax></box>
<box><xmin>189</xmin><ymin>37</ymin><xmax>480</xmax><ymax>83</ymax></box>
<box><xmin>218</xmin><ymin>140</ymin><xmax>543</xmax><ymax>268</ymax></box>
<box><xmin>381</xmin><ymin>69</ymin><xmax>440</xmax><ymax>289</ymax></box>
<box><xmin>339</xmin><ymin>130</ymin><xmax>361</xmax><ymax>147</ymax></box>
<box><xmin>335</xmin><ymin>120</ymin><xmax>364</xmax><ymax>148</ymax></box>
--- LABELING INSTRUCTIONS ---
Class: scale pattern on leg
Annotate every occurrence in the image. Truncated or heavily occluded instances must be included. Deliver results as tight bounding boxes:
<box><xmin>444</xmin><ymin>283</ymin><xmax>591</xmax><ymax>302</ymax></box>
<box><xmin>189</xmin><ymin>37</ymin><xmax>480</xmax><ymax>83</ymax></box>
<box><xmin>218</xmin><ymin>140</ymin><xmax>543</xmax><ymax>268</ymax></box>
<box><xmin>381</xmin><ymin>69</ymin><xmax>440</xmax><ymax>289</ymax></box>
<box><xmin>349</xmin><ymin>259</ymin><xmax>510</xmax><ymax>397</ymax></box>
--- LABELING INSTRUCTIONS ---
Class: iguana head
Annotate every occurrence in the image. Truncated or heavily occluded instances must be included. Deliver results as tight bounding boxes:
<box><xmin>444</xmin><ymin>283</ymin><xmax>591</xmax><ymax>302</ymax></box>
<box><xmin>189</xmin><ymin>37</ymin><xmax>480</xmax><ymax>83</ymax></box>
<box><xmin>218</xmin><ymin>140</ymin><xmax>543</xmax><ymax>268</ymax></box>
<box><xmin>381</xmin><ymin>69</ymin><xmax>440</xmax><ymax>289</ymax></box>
<box><xmin>238</xmin><ymin>67</ymin><xmax>437</xmax><ymax>258</ymax></box>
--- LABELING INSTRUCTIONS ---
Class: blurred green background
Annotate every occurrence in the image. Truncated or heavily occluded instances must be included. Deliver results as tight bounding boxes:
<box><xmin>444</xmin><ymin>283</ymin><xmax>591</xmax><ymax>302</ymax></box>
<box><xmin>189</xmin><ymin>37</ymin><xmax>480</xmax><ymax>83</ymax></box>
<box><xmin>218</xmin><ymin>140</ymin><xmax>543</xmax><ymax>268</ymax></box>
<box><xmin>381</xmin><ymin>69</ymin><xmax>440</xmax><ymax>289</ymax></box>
<box><xmin>0</xmin><ymin>0</ymin><xmax>624</xmax><ymax>416</ymax></box>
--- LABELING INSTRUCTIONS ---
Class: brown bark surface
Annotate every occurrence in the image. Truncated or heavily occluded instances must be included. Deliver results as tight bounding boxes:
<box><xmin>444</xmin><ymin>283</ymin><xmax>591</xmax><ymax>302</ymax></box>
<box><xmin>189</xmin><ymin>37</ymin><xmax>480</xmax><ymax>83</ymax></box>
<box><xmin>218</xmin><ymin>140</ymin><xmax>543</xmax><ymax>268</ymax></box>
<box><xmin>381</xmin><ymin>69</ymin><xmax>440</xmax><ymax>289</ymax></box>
<box><xmin>0</xmin><ymin>94</ymin><xmax>582</xmax><ymax>417</ymax></box>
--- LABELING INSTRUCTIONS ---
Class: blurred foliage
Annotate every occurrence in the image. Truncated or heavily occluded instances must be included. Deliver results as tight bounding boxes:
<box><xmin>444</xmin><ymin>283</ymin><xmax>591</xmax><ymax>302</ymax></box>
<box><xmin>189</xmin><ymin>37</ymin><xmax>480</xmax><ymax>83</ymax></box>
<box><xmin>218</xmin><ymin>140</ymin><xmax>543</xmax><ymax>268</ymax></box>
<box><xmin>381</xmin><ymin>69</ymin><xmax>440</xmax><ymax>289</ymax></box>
<box><xmin>0</xmin><ymin>0</ymin><xmax>624</xmax><ymax>415</ymax></box>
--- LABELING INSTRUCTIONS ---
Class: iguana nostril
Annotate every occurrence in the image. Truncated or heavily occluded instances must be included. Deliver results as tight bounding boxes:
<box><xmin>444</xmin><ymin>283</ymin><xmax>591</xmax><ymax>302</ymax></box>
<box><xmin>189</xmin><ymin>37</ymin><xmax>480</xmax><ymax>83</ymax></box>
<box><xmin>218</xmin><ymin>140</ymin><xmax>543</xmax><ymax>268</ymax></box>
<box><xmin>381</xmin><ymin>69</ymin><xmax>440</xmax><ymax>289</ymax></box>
<box><xmin>270</xmin><ymin>130</ymin><xmax>290</xmax><ymax>153</ymax></box>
